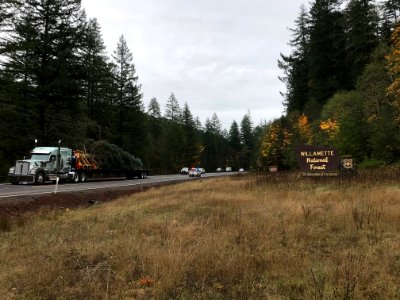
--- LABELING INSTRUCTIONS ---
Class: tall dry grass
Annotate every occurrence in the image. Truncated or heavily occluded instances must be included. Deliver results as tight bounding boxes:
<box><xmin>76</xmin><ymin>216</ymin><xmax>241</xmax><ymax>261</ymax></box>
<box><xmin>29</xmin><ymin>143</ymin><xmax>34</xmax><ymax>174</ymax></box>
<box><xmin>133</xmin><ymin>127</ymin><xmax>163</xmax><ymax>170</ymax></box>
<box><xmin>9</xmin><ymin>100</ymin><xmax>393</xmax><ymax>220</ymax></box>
<box><xmin>0</xmin><ymin>171</ymin><xmax>400</xmax><ymax>299</ymax></box>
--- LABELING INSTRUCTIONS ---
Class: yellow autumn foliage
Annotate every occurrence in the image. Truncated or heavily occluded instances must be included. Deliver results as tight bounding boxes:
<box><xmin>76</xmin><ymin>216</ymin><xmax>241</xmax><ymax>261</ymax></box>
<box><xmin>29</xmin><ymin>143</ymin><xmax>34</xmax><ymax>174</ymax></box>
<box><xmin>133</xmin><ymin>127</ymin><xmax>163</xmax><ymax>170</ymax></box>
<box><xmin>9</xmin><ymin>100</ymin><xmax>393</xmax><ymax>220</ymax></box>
<box><xmin>385</xmin><ymin>24</ymin><xmax>400</xmax><ymax>122</ymax></box>
<box><xmin>260</xmin><ymin>123</ymin><xmax>280</xmax><ymax>158</ymax></box>
<box><xmin>260</xmin><ymin>122</ymin><xmax>291</xmax><ymax>165</ymax></box>
<box><xmin>319</xmin><ymin>118</ymin><xmax>339</xmax><ymax>140</ymax></box>
<box><xmin>297</xmin><ymin>114</ymin><xmax>312</xmax><ymax>143</ymax></box>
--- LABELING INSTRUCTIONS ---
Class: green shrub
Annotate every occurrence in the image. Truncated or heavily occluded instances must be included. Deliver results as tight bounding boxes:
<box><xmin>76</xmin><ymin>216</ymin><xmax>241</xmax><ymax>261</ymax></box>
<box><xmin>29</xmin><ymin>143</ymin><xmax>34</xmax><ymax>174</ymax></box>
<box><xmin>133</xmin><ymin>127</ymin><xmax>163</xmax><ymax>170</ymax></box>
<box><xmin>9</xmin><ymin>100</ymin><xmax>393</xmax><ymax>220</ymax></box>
<box><xmin>0</xmin><ymin>215</ymin><xmax>12</xmax><ymax>232</ymax></box>
<box><xmin>358</xmin><ymin>158</ymin><xmax>385</xmax><ymax>169</ymax></box>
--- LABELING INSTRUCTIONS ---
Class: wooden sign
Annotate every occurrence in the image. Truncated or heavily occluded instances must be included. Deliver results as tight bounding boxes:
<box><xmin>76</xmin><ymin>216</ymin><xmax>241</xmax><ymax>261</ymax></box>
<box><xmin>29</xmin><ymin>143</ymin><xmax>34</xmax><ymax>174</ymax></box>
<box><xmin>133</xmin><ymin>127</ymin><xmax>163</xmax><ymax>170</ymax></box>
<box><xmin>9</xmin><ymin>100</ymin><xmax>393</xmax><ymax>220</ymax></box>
<box><xmin>295</xmin><ymin>145</ymin><xmax>340</xmax><ymax>176</ymax></box>
<box><xmin>269</xmin><ymin>165</ymin><xmax>278</xmax><ymax>172</ymax></box>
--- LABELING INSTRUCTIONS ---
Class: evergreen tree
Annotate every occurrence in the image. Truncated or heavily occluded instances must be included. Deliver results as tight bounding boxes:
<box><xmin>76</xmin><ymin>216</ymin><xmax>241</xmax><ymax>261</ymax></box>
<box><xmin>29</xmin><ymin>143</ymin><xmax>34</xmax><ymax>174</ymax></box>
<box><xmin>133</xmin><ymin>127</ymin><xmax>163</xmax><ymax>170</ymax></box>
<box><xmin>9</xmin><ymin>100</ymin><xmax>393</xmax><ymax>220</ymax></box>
<box><xmin>229</xmin><ymin>120</ymin><xmax>241</xmax><ymax>152</ymax></box>
<box><xmin>209</xmin><ymin>113</ymin><xmax>222</xmax><ymax>135</ymax></box>
<box><xmin>278</xmin><ymin>5</ymin><xmax>310</xmax><ymax>113</ymax></box>
<box><xmin>240</xmin><ymin>112</ymin><xmax>254</xmax><ymax>149</ymax></box>
<box><xmin>194</xmin><ymin>116</ymin><xmax>203</xmax><ymax>131</ymax></box>
<box><xmin>182</xmin><ymin>103</ymin><xmax>194</xmax><ymax>126</ymax></box>
<box><xmin>1</xmin><ymin>0</ymin><xmax>87</xmax><ymax>145</ymax></box>
<box><xmin>307</xmin><ymin>0</ymin><xmax>349</xmax><ymax>109</ymax></box>
<box><xmin>181</xmin><ymin>102</ymin><xmax>198</xmax><ymax>166</ymax></box>
<box><xmin>147</xmin><ymin>97</ymin><xmax>161</xmax><ymax>118</ymax></box>
<box><xmin>253</xmin><ymin>122</ymin><xmax>268</xmax><ymax>170</ymax></box>
<box><xmin>344</xmin><ymin>0</ymin><xmax>379</xmax><ymax>85</ymax></box>
<box><xmin>146</xmin><ymin>97</ymin><xmax>163</xmax><ymax>173</ymax></box>
<box><xmin>111</xmin><ymin>34</ymin><xmax>145</xmax><ymax>155</ymax></box>
<box><xmin>0</xmin><ymin>0</ymin><xmax>19</xmax><ymax>33</ymax></box>
<box><xmin>240</xmin><ymin>112</ymin><xmax>255</xmax><ymax>169</ymax></box>
<box><xmin>202</xmin><ymin>114</ymin><xmax>225</xmax><ymax>170</ymax></box>
<box><xmin>380</xmin><ymin>0</ymin><xmax>400</xmax><ymax>40</ymax></box>
<box><xmin>158</xmin><ymin>95</ymin><xmax>186</xmax><ymax>172</ymax></box>
<box><xmin>228</xmin><ymin>120</ymin><xmax>241</xmax><ymax>169</ymax></box>
<box><xmin>161</xmin><ymin>120</ymin><xmax>185</xmax><ymax>173</ymax></box>
<box><xmin>164</xmin><ymin>92</ymin><xmax>181</xmax><ymax>122</ymax></box>
<box><xmin>81</xmin><ymin>18</ymin><xmax>115</xmax><ymax>140</ymax></box>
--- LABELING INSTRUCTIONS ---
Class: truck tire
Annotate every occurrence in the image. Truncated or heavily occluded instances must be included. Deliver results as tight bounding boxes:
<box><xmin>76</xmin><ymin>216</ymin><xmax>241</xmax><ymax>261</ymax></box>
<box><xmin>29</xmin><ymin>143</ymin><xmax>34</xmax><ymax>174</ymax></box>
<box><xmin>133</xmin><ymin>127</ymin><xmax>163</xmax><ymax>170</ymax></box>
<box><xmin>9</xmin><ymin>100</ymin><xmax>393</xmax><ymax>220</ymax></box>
<box><xmin>35</xmin><ymin>172</ymin><xmax>45</xmax><ymax>185</ymax></box>
<box><xmin>79</xmin><ymin>172</ymin><xmax>86</xmax><ymax>183</ymax></box>
<box><xmin>72</xmin><ymin>173</ymin><xmax>79</xmax><ymax>183</ymax></box>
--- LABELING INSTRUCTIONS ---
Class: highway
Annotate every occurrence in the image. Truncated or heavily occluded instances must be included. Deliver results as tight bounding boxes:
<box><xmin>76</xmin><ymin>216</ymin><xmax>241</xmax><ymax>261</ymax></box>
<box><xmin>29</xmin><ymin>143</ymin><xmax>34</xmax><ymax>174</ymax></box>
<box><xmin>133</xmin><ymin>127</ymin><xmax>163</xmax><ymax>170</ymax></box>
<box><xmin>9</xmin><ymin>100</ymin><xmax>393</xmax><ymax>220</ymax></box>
<box><xmin>0</xmin><ymin>172</ymin><xmax>239</xmax><ymax>199</ymax></box>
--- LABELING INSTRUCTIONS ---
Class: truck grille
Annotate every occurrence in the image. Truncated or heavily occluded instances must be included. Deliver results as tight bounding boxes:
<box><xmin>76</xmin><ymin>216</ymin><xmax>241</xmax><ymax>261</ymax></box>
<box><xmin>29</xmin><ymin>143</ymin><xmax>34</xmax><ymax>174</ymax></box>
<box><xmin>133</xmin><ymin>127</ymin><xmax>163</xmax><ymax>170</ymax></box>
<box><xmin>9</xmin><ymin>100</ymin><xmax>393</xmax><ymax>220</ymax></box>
<box><xmin>15</xmin><ymin>162</ymin><xmax>30</xmax><ymax>175</ymax></box>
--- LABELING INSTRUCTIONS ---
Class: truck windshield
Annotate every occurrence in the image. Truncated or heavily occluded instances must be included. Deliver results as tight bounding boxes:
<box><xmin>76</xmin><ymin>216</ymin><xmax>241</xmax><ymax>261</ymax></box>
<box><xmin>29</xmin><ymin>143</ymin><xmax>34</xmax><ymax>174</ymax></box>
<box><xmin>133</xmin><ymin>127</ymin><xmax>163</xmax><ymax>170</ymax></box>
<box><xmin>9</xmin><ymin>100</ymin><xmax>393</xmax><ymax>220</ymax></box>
<box><xmin>30</xmin><ymin>154</ymin><xmax>50</xmax><ymax>161</ymax></box>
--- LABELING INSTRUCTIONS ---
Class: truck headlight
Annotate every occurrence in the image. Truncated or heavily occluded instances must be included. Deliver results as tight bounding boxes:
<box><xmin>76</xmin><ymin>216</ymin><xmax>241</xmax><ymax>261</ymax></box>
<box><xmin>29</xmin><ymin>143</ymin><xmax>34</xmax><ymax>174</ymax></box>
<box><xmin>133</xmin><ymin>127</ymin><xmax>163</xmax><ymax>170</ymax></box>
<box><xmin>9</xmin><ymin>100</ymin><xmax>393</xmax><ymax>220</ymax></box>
<box><xmin>8</xmin><ymin>167</ymin><xmax>15</xmax><ymax>174</ymax></box>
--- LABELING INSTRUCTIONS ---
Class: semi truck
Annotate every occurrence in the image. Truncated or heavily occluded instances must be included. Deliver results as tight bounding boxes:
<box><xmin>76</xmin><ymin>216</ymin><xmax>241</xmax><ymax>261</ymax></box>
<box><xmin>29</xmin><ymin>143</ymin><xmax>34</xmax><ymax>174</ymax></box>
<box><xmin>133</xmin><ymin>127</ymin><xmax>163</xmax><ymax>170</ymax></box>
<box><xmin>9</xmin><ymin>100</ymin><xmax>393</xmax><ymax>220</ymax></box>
<box><xmin>8</xmin><ymin>141</ymin><xmax>150</xmax><ymax>184</ymax></box>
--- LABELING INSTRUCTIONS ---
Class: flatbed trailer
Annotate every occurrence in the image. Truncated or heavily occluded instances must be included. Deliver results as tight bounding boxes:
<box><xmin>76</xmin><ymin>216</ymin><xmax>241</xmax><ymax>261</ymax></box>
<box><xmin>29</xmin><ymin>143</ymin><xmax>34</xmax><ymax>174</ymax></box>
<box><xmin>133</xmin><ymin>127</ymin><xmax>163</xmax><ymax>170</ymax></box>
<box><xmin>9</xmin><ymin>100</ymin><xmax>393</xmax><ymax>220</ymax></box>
<box><xmin>71</xmin><ymin>149</ymin><xmax>149</xmax><ymax>182</ymax></box>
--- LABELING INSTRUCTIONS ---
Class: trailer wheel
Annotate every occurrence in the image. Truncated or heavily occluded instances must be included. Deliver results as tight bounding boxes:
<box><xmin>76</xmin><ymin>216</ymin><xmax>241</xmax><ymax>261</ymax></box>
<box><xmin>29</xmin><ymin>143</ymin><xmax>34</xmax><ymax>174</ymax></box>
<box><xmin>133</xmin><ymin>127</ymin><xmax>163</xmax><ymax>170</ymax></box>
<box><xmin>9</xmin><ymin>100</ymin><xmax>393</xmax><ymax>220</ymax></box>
<box><xmin>79</xmin><ymin>172</ymin><xmax>86</xmax><ymax>183</ymax></box>
<box><xmin>35</xmin><ymin>172</ymin><xmax>45</xmax><ymax>185</ymax></box>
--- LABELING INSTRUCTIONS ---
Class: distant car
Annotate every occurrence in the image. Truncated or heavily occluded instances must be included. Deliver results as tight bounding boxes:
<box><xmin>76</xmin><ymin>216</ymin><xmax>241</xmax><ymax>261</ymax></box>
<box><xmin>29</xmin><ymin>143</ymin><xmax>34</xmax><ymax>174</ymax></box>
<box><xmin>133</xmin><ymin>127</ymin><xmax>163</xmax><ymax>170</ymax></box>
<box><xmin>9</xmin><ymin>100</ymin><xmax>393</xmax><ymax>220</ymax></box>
<box><xmin>239</xmin><ymin>168</ymin><xmax>244</xmax><ymax>172</ymax></box>
<box><xmin>225</xmin><ymin>167</ymin><xmax>232</xmax><ymax>172</ymax></box>
<box><xmin>216</xmin><ymin>167</ymin><xmax>222</xmax><ymax>172</ymax></box>
<box><xmin>180</xmin><ymin>167</ymin><xmax>189</xmax><ymax>174</ymax></box>
<box><xmin>188</xmin><ymin>168</ymin><xmax>201</xmax><ymax>177</ymax></box>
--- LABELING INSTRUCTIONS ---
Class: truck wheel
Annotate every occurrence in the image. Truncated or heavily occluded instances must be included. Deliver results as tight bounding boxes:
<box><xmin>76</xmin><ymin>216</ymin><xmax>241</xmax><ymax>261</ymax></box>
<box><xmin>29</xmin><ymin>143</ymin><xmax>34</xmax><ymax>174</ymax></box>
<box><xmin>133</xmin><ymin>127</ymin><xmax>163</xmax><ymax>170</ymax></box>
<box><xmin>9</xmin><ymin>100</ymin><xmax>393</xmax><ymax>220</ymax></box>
<box><xmin>79</xmin><ymin>172</ymin><xmax>86</xmax><ymax>183</ymax></box>
<box><xmin>73</xmin><ymin>173</ymin><xmax>79</xmax><ymax>183</ymax></box>
<box><xmin>35</xmin><ymin>172</ymin><xmax>45</xmax><ymax>185</ymax></box>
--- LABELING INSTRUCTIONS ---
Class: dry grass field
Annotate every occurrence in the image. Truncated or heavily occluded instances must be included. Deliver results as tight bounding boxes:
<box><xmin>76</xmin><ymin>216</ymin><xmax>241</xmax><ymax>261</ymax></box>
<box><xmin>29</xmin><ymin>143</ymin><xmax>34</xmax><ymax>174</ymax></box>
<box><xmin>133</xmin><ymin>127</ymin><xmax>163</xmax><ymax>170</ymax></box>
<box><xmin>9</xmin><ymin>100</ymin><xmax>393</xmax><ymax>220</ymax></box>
<box><xmin>1</xmin><ymin>171</ymin><xmax>400</xmax><ymax>299</ymax></box>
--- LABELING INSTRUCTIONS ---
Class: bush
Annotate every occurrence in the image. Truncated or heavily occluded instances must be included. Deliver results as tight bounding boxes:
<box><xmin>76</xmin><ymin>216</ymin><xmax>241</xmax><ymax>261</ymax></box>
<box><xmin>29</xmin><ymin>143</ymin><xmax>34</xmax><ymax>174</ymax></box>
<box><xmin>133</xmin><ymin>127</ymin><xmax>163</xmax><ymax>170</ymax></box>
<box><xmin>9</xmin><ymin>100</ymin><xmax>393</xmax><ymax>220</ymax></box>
<box><xmin>358</xmin><ymin>158</ymin><xmax>385</xmax><ymax>169</ymax></box>
<box><xmin>0</xmin><ymin>215</ymin><xmax>12</xmax><ymax>232</ymax></box>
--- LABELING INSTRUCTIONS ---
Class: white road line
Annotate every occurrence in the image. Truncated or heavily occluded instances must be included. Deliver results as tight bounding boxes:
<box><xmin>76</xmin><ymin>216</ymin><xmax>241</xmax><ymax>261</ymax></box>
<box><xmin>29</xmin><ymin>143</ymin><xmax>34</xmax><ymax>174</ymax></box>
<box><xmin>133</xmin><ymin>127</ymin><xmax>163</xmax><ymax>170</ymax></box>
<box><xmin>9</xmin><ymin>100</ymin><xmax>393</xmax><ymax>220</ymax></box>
<box><xmin>0</xmin><ymin>174</ymin><xmax>235</xmax><ymax>199</ymax></box>
<box><xmin>0</xmin><ymin>178</ymin><xmax>187</xmax><ymax>198</ymax></box>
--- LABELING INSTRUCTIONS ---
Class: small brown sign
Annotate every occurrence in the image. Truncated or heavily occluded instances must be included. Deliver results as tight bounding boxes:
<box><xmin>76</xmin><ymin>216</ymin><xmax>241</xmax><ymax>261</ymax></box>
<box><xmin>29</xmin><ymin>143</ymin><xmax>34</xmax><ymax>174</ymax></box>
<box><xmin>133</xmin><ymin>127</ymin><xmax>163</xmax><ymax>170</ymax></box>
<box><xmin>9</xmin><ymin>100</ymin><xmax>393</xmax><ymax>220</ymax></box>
<box><xmin>269</xmin><ymin>165</ymin><xmax>278</xmax><ymax>172</ymax></box>
<box><xmin>296</xmin><ymin>145</ymin><xmax>340</xmax><ymax>174</ymax></box>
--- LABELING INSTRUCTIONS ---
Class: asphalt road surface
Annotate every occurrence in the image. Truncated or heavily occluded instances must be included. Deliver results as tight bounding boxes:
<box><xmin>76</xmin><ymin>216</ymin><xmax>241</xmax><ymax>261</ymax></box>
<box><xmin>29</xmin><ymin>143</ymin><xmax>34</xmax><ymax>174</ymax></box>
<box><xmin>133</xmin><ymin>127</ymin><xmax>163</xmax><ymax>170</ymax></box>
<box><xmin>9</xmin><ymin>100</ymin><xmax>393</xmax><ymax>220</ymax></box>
<box><xmin>0</xmin><ymin>172</ymin><xmax>239</xmax><ymax>199</ymax></box>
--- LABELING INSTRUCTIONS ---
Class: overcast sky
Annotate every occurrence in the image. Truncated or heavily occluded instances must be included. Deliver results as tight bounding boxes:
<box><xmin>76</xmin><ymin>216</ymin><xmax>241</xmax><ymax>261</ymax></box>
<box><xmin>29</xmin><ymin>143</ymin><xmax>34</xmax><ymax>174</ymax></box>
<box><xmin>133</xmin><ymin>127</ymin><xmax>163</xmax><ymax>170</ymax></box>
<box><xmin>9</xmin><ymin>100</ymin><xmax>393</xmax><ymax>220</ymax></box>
<box><xmin>81</xmin><ymin>0</ymin><xmax>308</xmax><ymax>130</ymax></box>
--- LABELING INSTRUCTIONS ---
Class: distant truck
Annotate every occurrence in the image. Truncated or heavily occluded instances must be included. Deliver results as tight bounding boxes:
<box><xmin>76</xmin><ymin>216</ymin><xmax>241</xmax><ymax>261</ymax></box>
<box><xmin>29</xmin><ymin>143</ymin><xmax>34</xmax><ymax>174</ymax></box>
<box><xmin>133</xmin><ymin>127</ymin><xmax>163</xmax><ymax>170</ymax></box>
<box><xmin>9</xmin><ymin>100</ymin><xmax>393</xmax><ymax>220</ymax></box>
<box><xmin>8</xmin><ymin>141</ymin><xmax>149</xmax><ymax>184</ymax></box>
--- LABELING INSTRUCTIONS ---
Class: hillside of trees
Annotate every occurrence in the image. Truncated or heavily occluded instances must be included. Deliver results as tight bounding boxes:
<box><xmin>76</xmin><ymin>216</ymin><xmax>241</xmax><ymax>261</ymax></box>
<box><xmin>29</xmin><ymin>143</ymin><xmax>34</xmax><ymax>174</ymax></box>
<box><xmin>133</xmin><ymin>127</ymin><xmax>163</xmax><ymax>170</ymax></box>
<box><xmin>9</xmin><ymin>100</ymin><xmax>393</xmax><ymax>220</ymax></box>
<box><xmin>0</xmin><ymin>0</ymin><xmax>260</xmax><ymax>181</ymax></box>
<box><xmin>2</xmin><ymin>0</ymin><xmax>400</xmax><ymax>181</ymax></box>
<box><xmin>260</xmin><ymin>0</ymin><xmax>400</xmax><ymax>169</ymax></box>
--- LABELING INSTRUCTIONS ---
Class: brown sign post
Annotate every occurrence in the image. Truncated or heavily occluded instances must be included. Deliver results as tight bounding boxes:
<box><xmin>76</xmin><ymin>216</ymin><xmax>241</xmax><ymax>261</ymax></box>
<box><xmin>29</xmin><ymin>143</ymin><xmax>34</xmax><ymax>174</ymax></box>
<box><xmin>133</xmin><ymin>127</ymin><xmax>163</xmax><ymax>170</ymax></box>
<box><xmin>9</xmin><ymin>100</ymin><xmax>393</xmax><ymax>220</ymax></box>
<box><xmin>295</xmin><ymin>145</ymin><xmax>340</xmax><ymax>176</ymax></box>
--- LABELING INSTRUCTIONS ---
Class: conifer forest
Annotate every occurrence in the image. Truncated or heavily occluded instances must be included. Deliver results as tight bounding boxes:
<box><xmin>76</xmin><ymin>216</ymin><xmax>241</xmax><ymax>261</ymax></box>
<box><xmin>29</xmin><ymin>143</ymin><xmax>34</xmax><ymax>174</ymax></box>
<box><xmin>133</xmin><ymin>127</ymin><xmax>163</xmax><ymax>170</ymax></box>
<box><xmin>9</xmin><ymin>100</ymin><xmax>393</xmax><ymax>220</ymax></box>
<box><xmin>1</xmin><ymin>0</ymin><xmax>400</xmax><ymax>181</ymax></box>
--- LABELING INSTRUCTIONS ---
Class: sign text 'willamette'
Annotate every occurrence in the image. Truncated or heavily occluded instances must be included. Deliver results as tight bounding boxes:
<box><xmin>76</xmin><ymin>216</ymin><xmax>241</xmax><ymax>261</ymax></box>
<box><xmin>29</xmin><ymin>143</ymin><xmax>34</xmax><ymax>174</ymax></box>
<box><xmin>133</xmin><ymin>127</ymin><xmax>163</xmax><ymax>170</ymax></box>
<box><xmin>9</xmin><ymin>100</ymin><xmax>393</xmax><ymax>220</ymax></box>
<box><xmin>295</xmin><ymin>145</ymin><xmax>340</xmax><ymax>175</ymax></box>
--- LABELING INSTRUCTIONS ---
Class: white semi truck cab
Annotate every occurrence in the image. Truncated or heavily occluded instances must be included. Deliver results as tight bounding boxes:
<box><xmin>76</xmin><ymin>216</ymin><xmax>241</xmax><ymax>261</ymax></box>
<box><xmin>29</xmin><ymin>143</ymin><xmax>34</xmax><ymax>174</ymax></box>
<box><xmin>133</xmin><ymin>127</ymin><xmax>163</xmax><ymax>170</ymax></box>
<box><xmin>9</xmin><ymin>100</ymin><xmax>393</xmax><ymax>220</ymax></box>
<box><xmin>8</xmin><ymin>147</ymin><xmax>73</xmax><ymax>184</ymax></box>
